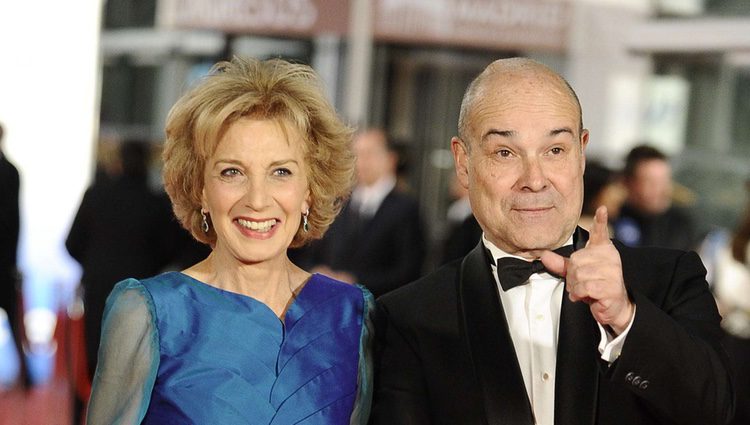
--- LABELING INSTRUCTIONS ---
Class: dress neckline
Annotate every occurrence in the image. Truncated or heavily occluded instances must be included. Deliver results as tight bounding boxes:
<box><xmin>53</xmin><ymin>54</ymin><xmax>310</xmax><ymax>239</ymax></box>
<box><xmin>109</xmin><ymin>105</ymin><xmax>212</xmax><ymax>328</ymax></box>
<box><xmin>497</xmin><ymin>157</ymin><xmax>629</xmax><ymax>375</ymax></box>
<box><xmin>175</xmin><ymin>271</ymin><xmax>319</xmax><ymax>325</ymax></box>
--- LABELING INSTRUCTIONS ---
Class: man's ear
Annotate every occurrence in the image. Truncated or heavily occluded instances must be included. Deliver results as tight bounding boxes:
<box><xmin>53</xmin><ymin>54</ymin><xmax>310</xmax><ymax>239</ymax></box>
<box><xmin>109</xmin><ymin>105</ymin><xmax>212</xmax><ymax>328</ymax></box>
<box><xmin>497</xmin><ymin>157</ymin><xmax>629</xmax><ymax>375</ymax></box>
<box><xmin>580</xmin><ymin>129</ymin><xmax>590</xmax><ymax>152</ymax></box>
<box><xmin>580</xmin><ymin>129</ymin><xmax>590</xmax><ymax>173</ymax></box>
<box><xmin>451</xmin><ymin>137</ymin><xmax>470</xmax><ymax>189</ymax></box>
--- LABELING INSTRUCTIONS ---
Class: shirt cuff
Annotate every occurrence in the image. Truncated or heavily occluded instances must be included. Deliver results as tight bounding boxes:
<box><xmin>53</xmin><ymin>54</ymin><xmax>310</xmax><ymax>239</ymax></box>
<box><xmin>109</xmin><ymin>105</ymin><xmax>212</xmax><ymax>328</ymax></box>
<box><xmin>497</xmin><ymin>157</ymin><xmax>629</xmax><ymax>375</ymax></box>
<box><xmin>597</xmin><ymin>305</ymin><xmax>636</xmax><ymax>363</ymax></box>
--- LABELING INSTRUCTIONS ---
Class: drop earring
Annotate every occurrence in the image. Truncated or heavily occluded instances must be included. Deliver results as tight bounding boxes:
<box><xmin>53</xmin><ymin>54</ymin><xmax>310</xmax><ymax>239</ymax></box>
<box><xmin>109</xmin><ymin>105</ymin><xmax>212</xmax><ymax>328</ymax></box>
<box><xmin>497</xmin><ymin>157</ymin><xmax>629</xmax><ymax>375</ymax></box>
<box><xmin>302</xmin><ymin>210</ymin><xmax>309</xmax><ymax>233</ymax></box>
<box><xmin>201</xmin><ymin>209</ymin><xmax>210</xmax><ymax>233</ymax></box>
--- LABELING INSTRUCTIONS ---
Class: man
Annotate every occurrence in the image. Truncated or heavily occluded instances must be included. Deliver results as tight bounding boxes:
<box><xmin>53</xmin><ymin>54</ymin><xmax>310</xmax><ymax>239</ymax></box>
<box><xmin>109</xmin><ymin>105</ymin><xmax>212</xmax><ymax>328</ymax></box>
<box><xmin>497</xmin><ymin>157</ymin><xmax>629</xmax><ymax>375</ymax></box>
<box><xmin>370</xmin><ymin>58</ymin><xmax>733</xmax><ymax>425</ymax></box>
<box><xmin>614</xmin><ymin>144</ymin><xmax>697</xmax><ymax>250</ymax></box>
<box><xmin>305</xmin><ymin>128</ymin><xmax>426</xmax><ymax>297</ymax></box>
<box><xmin>66</xmin><ymin>140</ymin><xmax>178</xmax><ymax>380</ymax></box>
<box><xmin>0</xmin><ymin>122</ymin><xmax>26</xmax><ymax>387</ymax></box>
<box><xmin>441</xmin><ymin>174</ymin><xmax>482</xmax><ymax>264</ymax></box>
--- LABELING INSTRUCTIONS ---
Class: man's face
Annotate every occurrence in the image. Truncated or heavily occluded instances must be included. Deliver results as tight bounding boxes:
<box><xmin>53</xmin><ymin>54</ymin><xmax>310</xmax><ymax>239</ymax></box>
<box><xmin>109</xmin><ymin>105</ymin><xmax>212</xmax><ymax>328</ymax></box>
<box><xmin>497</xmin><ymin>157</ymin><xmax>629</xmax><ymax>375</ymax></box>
<box><xmin>627</xmin><ymin>159</ymin><xmax>673</xmax><ymax>215</ymax></box>
<box><xmin>353</xmin><ymin>131</ymin><xmax>395</xmax><ymax>187</ymax></box>
<box><xmin>452</xmin><ymin>72</ymin><xmax>588</xmax><ymax>259</ymax></box>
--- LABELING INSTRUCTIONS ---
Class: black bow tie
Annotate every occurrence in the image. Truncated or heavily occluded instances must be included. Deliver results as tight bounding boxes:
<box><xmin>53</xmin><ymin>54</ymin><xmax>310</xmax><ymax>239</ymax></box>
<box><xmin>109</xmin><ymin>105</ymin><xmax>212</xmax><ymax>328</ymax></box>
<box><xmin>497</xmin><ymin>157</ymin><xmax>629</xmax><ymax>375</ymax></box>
<box><xmin>495</xmin><ymin>245</ymin><xmax>574</xmax><ymax>291</ymax></box>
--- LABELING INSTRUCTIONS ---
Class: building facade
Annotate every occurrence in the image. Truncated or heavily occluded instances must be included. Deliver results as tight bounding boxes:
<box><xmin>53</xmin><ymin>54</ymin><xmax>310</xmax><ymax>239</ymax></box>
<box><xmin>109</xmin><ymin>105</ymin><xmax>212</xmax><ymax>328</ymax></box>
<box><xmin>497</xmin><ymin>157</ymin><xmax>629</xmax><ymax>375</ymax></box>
<box><xmin>99</xmin><ymin>0</ymin><xmax>750</xmax><ymax>258</ymax></box>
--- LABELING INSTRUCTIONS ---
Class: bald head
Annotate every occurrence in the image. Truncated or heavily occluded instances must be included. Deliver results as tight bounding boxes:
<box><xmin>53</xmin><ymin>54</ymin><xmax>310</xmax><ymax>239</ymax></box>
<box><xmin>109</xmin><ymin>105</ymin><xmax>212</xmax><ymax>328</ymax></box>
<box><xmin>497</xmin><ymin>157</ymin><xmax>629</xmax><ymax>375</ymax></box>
<box><xmin>450</xmin><ymin>57</ymin><xmax>589</xmax><ymax>256</ymax></box>
<box><xmin>457</xmin><ymin>58</ymin><xmax>583</xmax><ymax>147</ymax></box>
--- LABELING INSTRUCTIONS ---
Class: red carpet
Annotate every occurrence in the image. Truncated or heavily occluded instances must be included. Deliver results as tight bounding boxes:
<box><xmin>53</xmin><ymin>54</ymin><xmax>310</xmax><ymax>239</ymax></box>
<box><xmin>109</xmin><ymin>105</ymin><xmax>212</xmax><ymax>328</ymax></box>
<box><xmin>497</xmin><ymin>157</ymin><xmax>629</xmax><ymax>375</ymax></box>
<box><xmin>0</xmin><ymin>308</ymin><xmax>87</xmax><ymax>425</ymax></box>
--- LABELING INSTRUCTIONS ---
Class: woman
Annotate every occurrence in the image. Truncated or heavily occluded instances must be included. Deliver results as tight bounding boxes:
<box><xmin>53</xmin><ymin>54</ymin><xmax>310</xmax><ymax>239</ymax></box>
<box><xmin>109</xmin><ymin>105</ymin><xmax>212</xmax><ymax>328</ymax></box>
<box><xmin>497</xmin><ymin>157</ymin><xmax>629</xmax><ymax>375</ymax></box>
<box><xmin>578</xmin><ymin>161</ymin><xmax>625</xmax><ymax>233</ymax></box>
<box><xmin>710</xmin><ymin>177</ymin><xmax>750</xmax><ymax>425</ymax></box>
<box><xmin>87</xmin><ymin>57</ymin><xmax>373</xmax><ymax>424</ymax></box>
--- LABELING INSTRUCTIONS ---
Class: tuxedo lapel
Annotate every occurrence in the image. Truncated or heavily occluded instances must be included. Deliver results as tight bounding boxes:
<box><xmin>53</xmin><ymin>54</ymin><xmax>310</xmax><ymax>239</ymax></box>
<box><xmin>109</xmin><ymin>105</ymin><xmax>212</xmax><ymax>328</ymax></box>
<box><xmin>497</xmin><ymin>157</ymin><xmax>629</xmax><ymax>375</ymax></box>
<box><xmin>554</xmin><ymin>227</ymin><xmax>599</xmax><ymax>425</ymax></box>
<box><xmin>362</xmin><ymin>190</ymin><xmax>392</xmax><ymax>226</ymax></box>
<box><xmin>554</xmin><ymin>290</ymin><xmax>600</xmax><ymax>425</ymax></box>
<box><xmin>458</xmin><ymin>244</ymin><xmax>534</xmax><ymax>425</ymax></box>
<box><xmin>338</xmin><ymin>202</ymin><xmax>365</xmax><ymax>254</ymax></box>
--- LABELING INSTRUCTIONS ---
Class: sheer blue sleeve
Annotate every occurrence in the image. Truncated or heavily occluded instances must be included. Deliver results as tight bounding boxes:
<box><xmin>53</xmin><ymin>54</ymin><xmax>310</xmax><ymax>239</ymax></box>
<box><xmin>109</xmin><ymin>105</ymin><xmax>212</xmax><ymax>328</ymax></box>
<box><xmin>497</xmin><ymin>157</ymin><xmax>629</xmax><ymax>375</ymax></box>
<box><xmin>87</xmin><ymin>279</ymin><xmax>160</xmax><ymax>425</ymax></box>
<box><xmin>350</xmin><ymin>285</ymin><xmax>375</xmax><ymax>425</ymax></box>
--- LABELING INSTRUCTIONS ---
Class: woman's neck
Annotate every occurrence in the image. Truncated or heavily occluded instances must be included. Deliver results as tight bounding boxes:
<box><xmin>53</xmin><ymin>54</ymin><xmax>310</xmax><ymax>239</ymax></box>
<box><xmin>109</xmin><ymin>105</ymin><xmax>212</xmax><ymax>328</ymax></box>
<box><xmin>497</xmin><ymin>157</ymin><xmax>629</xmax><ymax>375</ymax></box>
<box><xmin>187</xmin><ymin>251</ymin><xmax>309</xmax><ymax>318</ymax></box>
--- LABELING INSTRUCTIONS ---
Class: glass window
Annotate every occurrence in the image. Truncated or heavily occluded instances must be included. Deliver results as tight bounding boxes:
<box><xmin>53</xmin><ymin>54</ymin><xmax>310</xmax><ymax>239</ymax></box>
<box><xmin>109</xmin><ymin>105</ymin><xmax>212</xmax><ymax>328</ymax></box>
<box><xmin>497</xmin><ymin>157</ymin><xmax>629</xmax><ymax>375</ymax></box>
<box><xmin>104</xmin><ymin>0</ymin><xmax>156</xmax><ymax>28</ymax></box>
<box><xmin>654</xmin><ymin>55</ymin><xmax>750</xmax><ymax>234</ymax></box>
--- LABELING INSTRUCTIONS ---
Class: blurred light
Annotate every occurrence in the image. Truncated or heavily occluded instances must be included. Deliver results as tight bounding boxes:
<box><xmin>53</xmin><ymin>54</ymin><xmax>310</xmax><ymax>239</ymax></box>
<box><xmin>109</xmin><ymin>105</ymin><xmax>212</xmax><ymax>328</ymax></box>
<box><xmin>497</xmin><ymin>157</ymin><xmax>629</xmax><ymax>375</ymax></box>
<box><xmin>727</xmin><ymin>52</ymin><xmax>750</xmax><ymax>68</ymax></box>
<box><xmin>643</xmin><ymin>75</ymin><xmax>690</xmax><ymax>156</ymax></box>
<box><xmin>23</xmin><ymin>305</ymin><xmax>59</xmax><ymax>386</ymax></box>
<box><xmin>430</xmin><ymin>149</ymin><xmax>455</xmax><ymax>169</ymax></box>
<box><xmin>24</xmin><ymin>308</ymin><xmax>58</xmax><ymax>347</ymax></box>
<box><xmin>656</xmin><ymin>0</ymin><xmax>704</xmax><ymax>16</ymax></box>
<box><xmin>24</xmin><ymin>341</ymin><xmax>57</xmax><ymax>386</ymax></box>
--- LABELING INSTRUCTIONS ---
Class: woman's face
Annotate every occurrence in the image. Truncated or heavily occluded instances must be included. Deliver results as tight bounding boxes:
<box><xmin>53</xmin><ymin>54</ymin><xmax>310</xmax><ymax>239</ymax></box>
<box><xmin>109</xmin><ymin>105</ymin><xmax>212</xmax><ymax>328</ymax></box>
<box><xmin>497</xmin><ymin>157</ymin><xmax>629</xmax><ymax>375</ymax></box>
<box><xmin>202</xmin><ymin>117</ymin><xmax>310</xmax><ymax>265</ymax></box>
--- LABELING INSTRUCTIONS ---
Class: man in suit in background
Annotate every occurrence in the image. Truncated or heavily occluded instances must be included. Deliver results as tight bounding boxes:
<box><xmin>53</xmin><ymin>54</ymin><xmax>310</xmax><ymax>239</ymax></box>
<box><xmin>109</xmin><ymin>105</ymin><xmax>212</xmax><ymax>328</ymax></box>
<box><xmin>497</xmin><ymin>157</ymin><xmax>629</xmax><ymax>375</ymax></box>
<box><xmin>66</xmin><ymin>140</ymin><xmax>178</xmax><ymax>380</ymax></box>
<box><xmin>0</xmin><ymin>122</ymin><xmax>27</xmax><ymax>388</ymax></box>
<box><xmin>441</xmin><ymin>174</ymin><xmax>482</xmax><ymax>265</ymax></box>
<box><xmin>614</xmin><ymin>144</ymin><xmax>698</xmax><ymax>251</ymax></box>
<box><xmin>371</xmin><ymin>58</ymin><xmax>734</xmax><ymax>424</ymax></box>
<box><xmin>307</xmin><ymin>128</ymin><xmax>426</xmax><ymax>298</ymax></box>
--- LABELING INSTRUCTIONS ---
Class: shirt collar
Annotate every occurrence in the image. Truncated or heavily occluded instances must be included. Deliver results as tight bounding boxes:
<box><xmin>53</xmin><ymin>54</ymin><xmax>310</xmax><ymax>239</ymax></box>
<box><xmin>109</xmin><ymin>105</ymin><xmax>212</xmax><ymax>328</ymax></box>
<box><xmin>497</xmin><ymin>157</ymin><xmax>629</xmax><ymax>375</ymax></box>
<box><xmin>352</xmin><ymin>175</ymin><xmax>396</xmax><ymax>213</ymax></box>
<box><xmin>446</xmin><ymin>197</ymin><xmax>472</xmax><ymax>223</ymax></box>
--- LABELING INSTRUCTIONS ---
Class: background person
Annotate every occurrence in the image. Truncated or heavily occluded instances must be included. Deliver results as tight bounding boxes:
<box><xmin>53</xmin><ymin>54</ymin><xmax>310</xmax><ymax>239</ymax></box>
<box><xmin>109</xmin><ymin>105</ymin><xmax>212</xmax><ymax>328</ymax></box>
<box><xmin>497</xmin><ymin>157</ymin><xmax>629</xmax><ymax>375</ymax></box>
<box><xmin>579</xmin><ymin>160</ymin><xmax>625</xmax><ymax>233</ymax></box>
<box><xmin>440</xmin><ymin>174</ymin><xmax>481</xmax><ymax>264</ymax></box>
<box><xmin>86</xmin><ymin>57</ymin><xmax>373</xmax><ymax>424</ymax></box>
<box><xmin>66</xmin><ymin>139</ymin><xmax>177</xmax><ymax>381</ymax></box>
<box><xmin>303</xmin><ymin>128</ymin><xmax>427</xmax><ymax>297</ymax></box>
<box><xmin>613</xmin><ymin>144</ymin><xmax>698</xmax><ymax>250</ymax></box>
<box><xmin>371</xmin><ymin>58</ymin><xmax>733</xmax><ymax>425</ymax></box>
<box><xmin>702</xmin><ymin>176</ymin><xmax>750</xmax><ymax>425</ymax></box>
<box><xmin>0</xmin><ymin>122</ymin><xmax>27</xmax><ymax>389</ymax></box>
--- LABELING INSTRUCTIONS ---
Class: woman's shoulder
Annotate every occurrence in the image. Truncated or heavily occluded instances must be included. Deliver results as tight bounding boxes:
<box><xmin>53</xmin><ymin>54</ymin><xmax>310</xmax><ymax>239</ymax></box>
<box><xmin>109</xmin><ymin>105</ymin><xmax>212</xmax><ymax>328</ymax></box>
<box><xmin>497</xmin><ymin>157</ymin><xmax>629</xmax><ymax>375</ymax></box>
<box><xmin>109</xmin><ymin>277</ymin><xmax>151</xmax><ymax>304</ymax></box>
<box><xmin>109</xmin><ymin>272</ymin><xmax>190</xmax><ymax>309</ymax></box>
<box><xmin>311</xmin><ymin>272</ymin><xmax>357</xmax><ymax>288</ymax></box>
<box><xmin>103</xmin><ymin>278</ymin><xmax>159</xmax><ymax>333</ymax></box>
<box><xmin>123</xmin><ymin>271</ymin><xmax>192</xmax><ymax>294</ymax></box>
<box><xmin>311</xmin><ymin>273</ymin><xmax>373</xmax><ymax>304</ymax></box>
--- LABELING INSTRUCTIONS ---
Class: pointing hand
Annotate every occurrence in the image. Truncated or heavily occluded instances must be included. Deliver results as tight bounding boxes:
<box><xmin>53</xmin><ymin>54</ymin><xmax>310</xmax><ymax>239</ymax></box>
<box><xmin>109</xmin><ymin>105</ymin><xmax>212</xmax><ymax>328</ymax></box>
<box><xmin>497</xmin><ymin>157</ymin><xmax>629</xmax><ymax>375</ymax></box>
<box><xmin>541</xmin><ymin>206</ymin><xmax>634</xmax><ymax>334</ymax></box>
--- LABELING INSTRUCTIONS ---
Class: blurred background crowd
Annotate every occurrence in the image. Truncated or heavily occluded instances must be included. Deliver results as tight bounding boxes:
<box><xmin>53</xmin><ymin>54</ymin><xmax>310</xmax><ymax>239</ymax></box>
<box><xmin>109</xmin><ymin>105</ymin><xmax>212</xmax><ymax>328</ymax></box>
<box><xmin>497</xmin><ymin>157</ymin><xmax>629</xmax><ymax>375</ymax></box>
<box><xmin>0</xmin><ymin>0</ymin><xmax>749</xmax><ymax>424</ymax></box>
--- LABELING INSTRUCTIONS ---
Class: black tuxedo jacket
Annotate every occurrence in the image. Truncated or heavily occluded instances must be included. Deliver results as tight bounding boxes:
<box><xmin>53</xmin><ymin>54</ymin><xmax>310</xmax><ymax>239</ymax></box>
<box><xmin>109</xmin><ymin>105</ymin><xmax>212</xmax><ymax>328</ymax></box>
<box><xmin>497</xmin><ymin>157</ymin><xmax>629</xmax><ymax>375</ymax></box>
<box><xmin>66</xmin><ymin>176</ymin><xmax>181</xmax><ymax>375</ymax></box>
<box><xmin>0</xmin><ymin>154</ymin><xmax>19</xmax><ymax>274</ymax></box>
<box><xmin>305</xmin><ymin>188</ymin><xmax>426</xmax><ymax>298</ymax></box>
<box><xmin>0</xmin><ymin>153</ymin><xmax>20</xmax><ymax>325</ymax></box>
<box><xmin>371</xmin><ymin>229</ymin><xmax>734</xmax><ymax>425</ymax></box>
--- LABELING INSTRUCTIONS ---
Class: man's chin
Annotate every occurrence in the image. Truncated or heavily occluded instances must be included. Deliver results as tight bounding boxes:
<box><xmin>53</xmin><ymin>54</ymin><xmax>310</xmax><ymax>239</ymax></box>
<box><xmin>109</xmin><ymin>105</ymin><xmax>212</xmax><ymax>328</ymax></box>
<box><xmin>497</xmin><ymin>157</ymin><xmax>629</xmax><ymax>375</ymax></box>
<box><xmin>513</xmin><ymin>232</ymin><xmax>570</xmax><ymax>252</ymax></box>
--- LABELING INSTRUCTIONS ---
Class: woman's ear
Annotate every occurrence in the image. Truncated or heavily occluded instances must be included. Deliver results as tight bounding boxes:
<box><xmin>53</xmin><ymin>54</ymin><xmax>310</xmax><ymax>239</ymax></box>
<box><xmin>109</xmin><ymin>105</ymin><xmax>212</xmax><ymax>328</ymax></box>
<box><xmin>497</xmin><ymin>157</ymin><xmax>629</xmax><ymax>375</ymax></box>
<box><xmin>302</xmin><ymin>188</ymin><xmax>311</xmax><ymax>214</ymax></box>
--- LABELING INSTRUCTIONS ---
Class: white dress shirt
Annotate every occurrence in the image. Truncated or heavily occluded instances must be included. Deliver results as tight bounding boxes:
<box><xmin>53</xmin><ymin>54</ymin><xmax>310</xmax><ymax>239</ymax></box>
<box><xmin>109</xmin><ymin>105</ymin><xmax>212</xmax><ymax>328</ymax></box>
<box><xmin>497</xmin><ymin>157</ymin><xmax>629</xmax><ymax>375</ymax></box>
<box><xmin>350</xmin><ymin>175</ymin><xmax>396</xmax><ymax>218</ymax></box>
<box><xmin>483</xmin><ymin>235</ymin><xmax>634</xmax><ymax>425</ymax></box>
<box><xmin>446</xmin><ymin>196</ymin><xmax>472</xmax><ymax>224</ymax></box>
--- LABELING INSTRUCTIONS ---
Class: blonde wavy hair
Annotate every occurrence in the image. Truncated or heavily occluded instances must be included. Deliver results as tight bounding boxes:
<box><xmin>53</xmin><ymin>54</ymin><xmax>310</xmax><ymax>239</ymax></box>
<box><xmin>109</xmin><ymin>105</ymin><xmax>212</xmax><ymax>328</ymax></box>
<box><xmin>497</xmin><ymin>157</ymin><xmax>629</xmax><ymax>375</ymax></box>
<box><xmin>162</xmin><ymin>56</ymin><xmax>355</xmax><ymax>248</ymax></box>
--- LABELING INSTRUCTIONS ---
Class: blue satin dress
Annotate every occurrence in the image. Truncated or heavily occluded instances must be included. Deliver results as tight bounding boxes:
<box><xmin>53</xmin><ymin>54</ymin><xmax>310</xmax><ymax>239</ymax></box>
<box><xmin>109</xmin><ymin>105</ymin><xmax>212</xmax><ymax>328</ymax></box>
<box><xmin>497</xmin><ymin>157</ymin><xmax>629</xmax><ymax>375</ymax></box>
<box><xmin>86</xmin><ymin>272</ymin><xmax>374</xmax><ymax>425</ymax></box>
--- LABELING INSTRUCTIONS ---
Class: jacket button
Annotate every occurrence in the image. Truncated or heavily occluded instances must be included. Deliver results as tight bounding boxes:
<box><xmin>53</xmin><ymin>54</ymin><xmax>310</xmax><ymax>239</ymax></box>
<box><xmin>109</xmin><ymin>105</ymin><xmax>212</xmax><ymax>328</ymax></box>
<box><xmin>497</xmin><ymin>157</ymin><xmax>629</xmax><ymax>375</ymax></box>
<box><xmin>639</xmin><ymin>380</ymin><xmax>649</xmax><ymax>389</ymax></box>
<box><xmin>625</xmin><ymin>372</ymin><xmax>634</xmax><ymax>382</ymax></box>
<box><xmin>632</xmin><ymin>376</ymin><xmax>642</xmax><ymax>386</ymax></box>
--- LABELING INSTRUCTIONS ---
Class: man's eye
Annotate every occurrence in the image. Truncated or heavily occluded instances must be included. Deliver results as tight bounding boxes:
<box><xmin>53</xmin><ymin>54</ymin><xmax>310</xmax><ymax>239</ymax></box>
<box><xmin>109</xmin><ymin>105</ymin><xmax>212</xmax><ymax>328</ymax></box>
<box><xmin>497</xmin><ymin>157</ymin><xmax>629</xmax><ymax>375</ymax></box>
<box><xmin>550</xmin><ymin>147</ymin><xmax>564</xmax><ymax>155</ymax></box>
<box><xmin>497</xmin><ymin>149</ymin><xmax>512</xmax><ymax>158</ymax></box>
